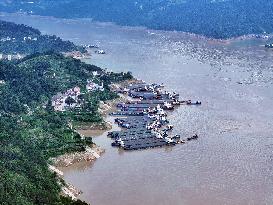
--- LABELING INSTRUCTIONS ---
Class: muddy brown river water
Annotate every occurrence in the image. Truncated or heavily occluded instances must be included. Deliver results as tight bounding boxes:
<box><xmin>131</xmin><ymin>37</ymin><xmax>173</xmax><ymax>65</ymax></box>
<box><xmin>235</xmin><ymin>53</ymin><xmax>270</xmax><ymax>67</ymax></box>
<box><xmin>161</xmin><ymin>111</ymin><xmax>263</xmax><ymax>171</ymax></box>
<box><xmin>1</xmin><ymin>13</ymin><xmax>273</xmax><ymax>205</ymax></box>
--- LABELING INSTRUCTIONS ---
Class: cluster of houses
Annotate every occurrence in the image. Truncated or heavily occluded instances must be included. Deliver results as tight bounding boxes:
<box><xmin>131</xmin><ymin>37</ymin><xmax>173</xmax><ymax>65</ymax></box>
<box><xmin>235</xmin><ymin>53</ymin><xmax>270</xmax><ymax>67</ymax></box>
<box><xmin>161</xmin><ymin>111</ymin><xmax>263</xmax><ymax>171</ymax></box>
<box><xmin>52</xmin><ymin>87</ymin><xmax>81</xmax><ymax>112</ymax></box>
<box><xmin>63</xmin><ymin>51</ymin><xmax>91</xmax><ymax>60</ymax></box>
<box><xmin>23</xmin><ymin>36</ymin><xmax>38</xmax><ymax>41</ymax></box>
<box><xmin>81</xmin><ymin>44</ymin><xmax>106</xmax><ymax>54</ymax></box>
<box><xmin>51</xmin><ymin>80</ymin><xmax>105</xmax><ymax>112</ymax></box>
<box><xmin>1</xmin><ymin>53</ymin><xmax>23</xmax><ymax>60</ymax></box>
<box><xmin>0</xmin><ymin>36</ymin><xmax>38</xmax><ymax>42</ymax></box>
<box><xmin>83</xmin><ymin>44</ymin><xmax>99</xmax><ymax>49</ymax></box>
<box><xmin>86</xmin><ymin>80</ymin><xmax>104</xmax><ymax>92</ymax></box>
<box><xmin>0</xmin><ymin>37</ymin><xmax>15</xmax><ymax>42</ymax></box>
<box><xmin>0</xmin><ymin>53</ymin><xmax>23</xmax><ymax>61</ymax></box>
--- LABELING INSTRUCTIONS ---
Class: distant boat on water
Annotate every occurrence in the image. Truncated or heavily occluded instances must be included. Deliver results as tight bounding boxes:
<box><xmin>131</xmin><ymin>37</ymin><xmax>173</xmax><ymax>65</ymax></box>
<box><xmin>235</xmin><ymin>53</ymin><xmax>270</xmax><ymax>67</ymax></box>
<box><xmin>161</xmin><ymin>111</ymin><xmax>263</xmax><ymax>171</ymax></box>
<box><xmin>265</xmin><ymin>43</ymin><xmax>273</xmax><ymax>48</ymax></box>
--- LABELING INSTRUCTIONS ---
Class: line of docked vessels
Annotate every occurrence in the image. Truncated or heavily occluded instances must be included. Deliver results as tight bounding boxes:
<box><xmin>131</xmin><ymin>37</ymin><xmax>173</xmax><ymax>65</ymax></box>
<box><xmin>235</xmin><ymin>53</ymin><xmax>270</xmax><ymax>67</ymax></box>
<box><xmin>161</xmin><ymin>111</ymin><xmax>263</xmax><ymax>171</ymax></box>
<box><xmin>107</xmin><ymin>82</ymin><xmax>201</xmax><ymax>150</ymax></box>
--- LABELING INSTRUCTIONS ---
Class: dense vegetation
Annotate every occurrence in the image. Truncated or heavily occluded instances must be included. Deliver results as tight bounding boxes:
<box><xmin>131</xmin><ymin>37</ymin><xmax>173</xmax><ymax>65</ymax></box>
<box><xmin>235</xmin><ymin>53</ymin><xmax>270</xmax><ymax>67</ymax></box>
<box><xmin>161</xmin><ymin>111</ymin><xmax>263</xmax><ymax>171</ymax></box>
<box><xmin>0</xmin><ymin>52</ymin><xmax>132</xmax><ymax>205</ymax></box>
<box><xmin>0</xmin><ymin>20</ymin><xmax>85</xmax><ymax>54</ymax></box>
<box><xmin>1</xmin><ymin>0</ymin><xmax>273</xmax><ymax>39</ymax></box>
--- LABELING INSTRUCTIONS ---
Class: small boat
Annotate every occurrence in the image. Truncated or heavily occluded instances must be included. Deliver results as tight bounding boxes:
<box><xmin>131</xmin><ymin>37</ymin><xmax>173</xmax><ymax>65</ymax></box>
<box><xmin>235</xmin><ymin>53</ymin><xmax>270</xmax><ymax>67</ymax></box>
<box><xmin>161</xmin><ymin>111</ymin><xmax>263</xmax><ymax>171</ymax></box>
<box><xmin>195</xmin><ymin>101</ymin><xmax>202</xmax><ymax>105</ymax></box>
<box><xmin>166</xmin><ymin>125</ymin><xmax>174</xmax><ymax>130</ymax></box>
<box><xmin>185</xmin><ymin>100</ymin><xmax>201</xmax><ymax>105</ymax></box>
<box><xmin>155</xmin><ymin>132</ymin><xmax>163</xmax><ymax>139</ymax></box>
<box><xmin>265</xmin><ymin>43</ymin><xmax>273</xmax><ymax>48</ymax></box>
<box><xmin>187</xmin><ymin>134</ymin><xmax>198</xmax><ymax>141</ymax></box>
<box><xmin>162</xmin><ymin>132</ymin><xmax>168</xmax><ymax>138</ymax></box>
<box><xmin>177</xmin><ymin>139</ymin><xmax>186</xmax><ymax>144</ymax></box>
<box><xmin>173</xmin><ymin>100</ymin><xmax>181</xmax><ymax>105</ymax></box>
<box><xmin>165</xmin><ymin>137</ymin><xmax>176</xmax><ymax>145</ymax></box>
<box><xmin>171</xmin><ymin>134</ymin><xmax>180</xmax><ymax>139</ymax></box>
<box><xmin>121</xmin><ymin>123</ymin><xmax>131</xmax><ymax>128</ymax></box>
<box><xmin>162</xmin><ymin>102</ymin><xmax>174</xmax><ymax>110</ymax></box>
<box><xmin>111</xmin><ymin>137</ymin><xmax>123</xmax><ymax>146</ymax></box>
<box><xmin>111</xmin><ymin>141</ymin><xmax>120</xmax><ymax>147</ymax></box>
<box><xmin>112</xmin><ymin>138</ymin><xmax>126</xmax><ymax>147</ymax></box>
<box><xmin>120</xmin><ymin>140</ymin><xmax>125</xmax><ymax>148</ymax></box>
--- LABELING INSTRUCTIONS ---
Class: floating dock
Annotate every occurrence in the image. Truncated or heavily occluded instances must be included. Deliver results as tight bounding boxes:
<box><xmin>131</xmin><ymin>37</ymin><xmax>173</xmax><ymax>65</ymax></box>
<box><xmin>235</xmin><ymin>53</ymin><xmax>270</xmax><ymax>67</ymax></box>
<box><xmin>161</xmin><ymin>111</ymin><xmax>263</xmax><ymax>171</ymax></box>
<box><xmin>108</xmin><ymin>82</ymin><xmax>200</xmax><ymax>150</ymax></box>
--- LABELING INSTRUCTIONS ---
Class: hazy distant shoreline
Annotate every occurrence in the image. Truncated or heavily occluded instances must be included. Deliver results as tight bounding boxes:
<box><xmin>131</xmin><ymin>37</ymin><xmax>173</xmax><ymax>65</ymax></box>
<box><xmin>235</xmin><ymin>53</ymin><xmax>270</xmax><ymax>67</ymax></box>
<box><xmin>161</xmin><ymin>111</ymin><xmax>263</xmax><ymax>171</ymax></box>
<box><xmin>1</xmin><ymin>0</ymin><xmax>273</xmax><ymax>39</ymax></box>
<box><xmin>1</xmin><ymin>12</ymin><xmax>272</xmax><ymax>44</ymax></box>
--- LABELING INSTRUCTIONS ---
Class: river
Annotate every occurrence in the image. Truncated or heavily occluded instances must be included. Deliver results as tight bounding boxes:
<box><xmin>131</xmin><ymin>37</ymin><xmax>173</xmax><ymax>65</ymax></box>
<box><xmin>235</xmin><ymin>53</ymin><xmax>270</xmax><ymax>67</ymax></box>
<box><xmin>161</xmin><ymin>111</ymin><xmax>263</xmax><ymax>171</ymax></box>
<box><xmin>1</xmin><ymin>13</ymin><xmax>273</xmax><ymax>205</ymax></box>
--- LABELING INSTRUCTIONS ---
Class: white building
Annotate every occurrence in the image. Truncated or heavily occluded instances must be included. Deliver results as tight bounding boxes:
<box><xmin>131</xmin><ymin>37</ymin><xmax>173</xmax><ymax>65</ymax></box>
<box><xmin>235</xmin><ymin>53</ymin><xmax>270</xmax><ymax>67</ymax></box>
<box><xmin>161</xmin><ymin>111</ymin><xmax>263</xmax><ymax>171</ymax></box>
<box><xmin>92</xmin><ymin>71</ymin><xmax>99</xmax><ymax>76</ymax></box>
<box><xmin>96</xmin><ymin>50</ymin><xmax>105</xmax><ymax>54</ymax></box>
<box><xmin>51</xmin><ymin>87</ymin><xmax>82</xmax><ymax>112</ymax></box>
<box><xmin>86</xmin><ymin>80</ymin><xmax>104</xmax><ymax>92</ymax></box>
<box><xmin>17</xmin><ymin>54</ymin><xmax>23</xmax><ymax>59</ymax></box>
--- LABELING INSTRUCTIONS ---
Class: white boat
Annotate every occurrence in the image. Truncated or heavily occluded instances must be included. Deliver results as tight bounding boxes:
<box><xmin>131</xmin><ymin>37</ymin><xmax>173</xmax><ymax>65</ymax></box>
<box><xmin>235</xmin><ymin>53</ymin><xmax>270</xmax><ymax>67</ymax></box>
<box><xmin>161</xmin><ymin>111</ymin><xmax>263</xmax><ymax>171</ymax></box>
<box><xmin>163</xmin><ymin>102</ymin><xmax>174</xmax><ymax>110</ymax></box>
<box><xmin>120</xmin><ymin>140</ymin><xmax>125</xmax><ymax>147</ymax></box>
<box><xmin>156</xmin><ymin>132</ymin><xmax>163</xmax><ymax>139</ymax></box>
<box><xmin>165</xmin><ymin>137</ymin><xmax>175</xmax><ymax>144</ymax></box>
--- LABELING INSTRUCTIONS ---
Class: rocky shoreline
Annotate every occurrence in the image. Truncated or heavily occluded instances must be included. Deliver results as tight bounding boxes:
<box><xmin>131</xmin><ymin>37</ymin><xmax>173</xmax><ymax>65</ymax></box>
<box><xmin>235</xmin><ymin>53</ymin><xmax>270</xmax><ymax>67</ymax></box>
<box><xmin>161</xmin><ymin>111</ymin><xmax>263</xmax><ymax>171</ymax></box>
<box><xmin>51</xmin><ymin>144</ymin><xmax>105</xmax><ymax>167</ymax></box>
<box><xmin>48</xmin><ymin>144</ymin><xmax>105</xmax><ymax>200</ymax></box>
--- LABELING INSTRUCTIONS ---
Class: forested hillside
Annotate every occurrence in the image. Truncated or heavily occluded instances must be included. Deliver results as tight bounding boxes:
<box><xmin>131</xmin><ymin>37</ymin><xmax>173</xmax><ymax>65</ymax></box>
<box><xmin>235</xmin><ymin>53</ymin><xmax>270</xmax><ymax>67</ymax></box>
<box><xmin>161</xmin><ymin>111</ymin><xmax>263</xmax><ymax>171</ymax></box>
<box><xmin>0</xmin><ymin>52</ymin><xmax>132</xmax><ymax>204</ymax></box>
<box><xmin>1</xmin><ymin>0</ymin><xmax>273</xmax><ymax>39</ymax></box>
<box><xmin>0</xmin><ymin>20</ymin><xmax>85</xmax><ymax>54</ymax></box>
<box><xmin>0</xmin><ymin>19</ymin><xmax>132</xmax><ymax>205</ymax></box>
